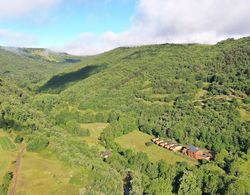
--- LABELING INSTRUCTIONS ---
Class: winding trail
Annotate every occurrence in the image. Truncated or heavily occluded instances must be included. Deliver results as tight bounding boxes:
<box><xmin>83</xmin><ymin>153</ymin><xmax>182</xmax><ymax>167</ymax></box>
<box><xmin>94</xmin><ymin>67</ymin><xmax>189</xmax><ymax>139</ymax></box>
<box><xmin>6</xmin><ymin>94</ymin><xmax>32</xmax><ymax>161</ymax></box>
<box><xmin>9</xmin><ymin>144</ymin><xmax>26</xmax><ymax>195</ymax></box>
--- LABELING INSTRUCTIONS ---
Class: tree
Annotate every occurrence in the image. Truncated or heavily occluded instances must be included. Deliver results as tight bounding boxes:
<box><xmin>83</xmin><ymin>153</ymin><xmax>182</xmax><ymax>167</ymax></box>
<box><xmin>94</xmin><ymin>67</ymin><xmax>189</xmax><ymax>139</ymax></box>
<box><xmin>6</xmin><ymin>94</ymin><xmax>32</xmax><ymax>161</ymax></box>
<box><xmin>66</xmin><ymin>120</ymin><xmax>80</xmax><ymax>135</ymax></box>
<box><xmin>178</xmin><ymin>171</ymin><xmax>202</xmax><ymax>195</ymax></box>
<box><xmin>14</xmin><ymin>135</ymin><xmax>23</xmax><ymax>143</ymax></box>
<box><xmin>145</xmin><ymin>163</ymin><xmax>158</xmax><ymax>179</ymax></box>
<box><xmin>107</xmin><ymin>111</ymin><xmax>119</xmax><ymax>123</ymax></box>
<box><xmin>226</xmin><ymin>179</ymin><xmax>249</xmax><ymax>195</ymax></box>
<box><xmin>145</xmin><ymin>177</ymin><xmax>172</xmax><ymax>195</ymax></box>
<box><xmin>202</xmin><ymin>173</ymin><xmax>220</xmax><ymax>194</ymax></box>
<box><xmin>27</xmin><ymin>136</ymin><xmax>49</xmax><ymax>152</ymax></box>
<box><xmin>157</xmin><ymin>160</ymin><xmax>170</xmax><ymax>179</ymax></box>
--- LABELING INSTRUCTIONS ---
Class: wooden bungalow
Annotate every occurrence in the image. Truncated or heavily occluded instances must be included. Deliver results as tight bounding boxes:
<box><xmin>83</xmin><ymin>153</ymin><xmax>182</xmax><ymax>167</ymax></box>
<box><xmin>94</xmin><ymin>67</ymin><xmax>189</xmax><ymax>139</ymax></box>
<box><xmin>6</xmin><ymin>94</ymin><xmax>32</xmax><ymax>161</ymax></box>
<box><xmin>155</xmin><ymin>140</ymin><xmax>164</xmax><ymax>145</ymax></box>
<box><xmin>152</xmin><ymin>138</ymin><xmax>160</xmax><ymax>142</ymax></box>
<box><xmin>165</xmin><ymin>143</ymin><xmax>176</xmax><ymax>149</ymax></box>
<box><xmin>171</xmin><ymin>144</ymin><xmax>183</xmax><ymax>152</ymax></box>
<box><xmin>159</xmin><ymin>142</ymin><xmax>168</xmax><ymax>147</ymax></box>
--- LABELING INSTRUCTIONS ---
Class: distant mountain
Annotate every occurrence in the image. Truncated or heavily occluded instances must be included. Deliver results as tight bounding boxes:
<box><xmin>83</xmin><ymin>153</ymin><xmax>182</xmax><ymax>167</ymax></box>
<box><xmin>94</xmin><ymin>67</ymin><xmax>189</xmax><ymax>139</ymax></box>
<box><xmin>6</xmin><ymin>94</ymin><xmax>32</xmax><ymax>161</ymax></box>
<box><xmin>0</xmin><ymin>46</ymin><xmax>85</xmax><ymax>88</ymax></box>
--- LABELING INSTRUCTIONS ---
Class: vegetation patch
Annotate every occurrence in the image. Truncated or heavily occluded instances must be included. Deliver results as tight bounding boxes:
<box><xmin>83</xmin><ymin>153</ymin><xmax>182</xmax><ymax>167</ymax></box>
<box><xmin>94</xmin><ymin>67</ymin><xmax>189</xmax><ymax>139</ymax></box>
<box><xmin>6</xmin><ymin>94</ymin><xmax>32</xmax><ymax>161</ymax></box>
<box><xmin>0</xmin><ymin>136</ymin><xmax>16</xmax><ymax>151</ymax></box>
<box><xmin>0</xmin><ymin>151</ymin><xmax>16</xmax><ymax>184</ymax></box>
<box><xmin>0</xmin><ymin>172</ymin><xmax>13</xmax><ymax>195</ymax></box>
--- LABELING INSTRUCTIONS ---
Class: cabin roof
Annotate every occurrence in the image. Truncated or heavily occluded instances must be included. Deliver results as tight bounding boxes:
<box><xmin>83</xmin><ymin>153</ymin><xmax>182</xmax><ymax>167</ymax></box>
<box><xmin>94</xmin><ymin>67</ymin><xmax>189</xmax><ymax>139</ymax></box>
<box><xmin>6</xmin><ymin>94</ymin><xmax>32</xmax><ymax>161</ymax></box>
<box><xmin>188</xmin><ymin>145</ymin><xmax>200</xmax><ymax>153</ymax></box>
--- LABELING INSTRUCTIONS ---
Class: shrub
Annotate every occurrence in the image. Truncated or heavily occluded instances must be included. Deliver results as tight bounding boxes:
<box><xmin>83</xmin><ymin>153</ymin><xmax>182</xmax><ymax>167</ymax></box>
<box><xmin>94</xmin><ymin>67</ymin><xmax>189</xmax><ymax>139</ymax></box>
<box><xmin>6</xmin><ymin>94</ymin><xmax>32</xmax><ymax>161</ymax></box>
<box><xmin>27</xmin><ymin>136</ymin><xmax>49</xmax><ymax>152</ymax></box>
<box><xmin>145</xmin><ymin>142</ymin><xmax>154</xmax><ymax>146</ymax></box>
<box><xmin>66</xmin><ymin>120</ymin><xmax>80</xmax><ymax>135</ymax></box>
<box><xmin>14</xmin><ymin>135</ymin><xmax>23</xmax><ymax>143</ymax></box>
<box><xmin>0</xmin><ymin>172</ymin><xmax>13</xmax><ymax>195</ymax></box>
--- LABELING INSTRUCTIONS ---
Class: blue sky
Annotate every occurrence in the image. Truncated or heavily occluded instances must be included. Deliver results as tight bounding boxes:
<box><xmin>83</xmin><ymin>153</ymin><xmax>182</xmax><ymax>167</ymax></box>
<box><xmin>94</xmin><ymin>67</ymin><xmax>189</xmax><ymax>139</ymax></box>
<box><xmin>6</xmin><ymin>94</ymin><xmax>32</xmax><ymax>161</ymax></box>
<box><xmin>0</xmin><ymin>0</ymin><xmax>249</xmax><ymax>55</ymax></box>
<box><xmin>0</xmin><ymin>0</ymin><xmax>137</xmax><ymax>47</ymax></box>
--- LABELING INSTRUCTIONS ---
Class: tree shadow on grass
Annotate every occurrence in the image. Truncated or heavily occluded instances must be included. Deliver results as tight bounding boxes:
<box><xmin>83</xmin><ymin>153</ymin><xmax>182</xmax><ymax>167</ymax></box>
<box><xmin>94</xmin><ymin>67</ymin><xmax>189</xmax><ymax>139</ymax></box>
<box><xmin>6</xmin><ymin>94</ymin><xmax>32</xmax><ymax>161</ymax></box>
<box><xmin>38</xmin><ymin>64</ymin><xmax>106</xmax><ymax>93</ymax></box>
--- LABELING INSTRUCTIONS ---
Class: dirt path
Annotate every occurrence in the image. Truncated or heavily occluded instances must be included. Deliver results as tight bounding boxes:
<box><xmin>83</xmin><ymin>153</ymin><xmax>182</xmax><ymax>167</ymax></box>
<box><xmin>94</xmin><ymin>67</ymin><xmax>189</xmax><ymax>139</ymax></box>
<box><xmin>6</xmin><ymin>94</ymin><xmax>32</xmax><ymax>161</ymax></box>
<box><xmin>8</xmin><ymin>144</ymin><xmax>26</xmax><ymax>195</ymax></box>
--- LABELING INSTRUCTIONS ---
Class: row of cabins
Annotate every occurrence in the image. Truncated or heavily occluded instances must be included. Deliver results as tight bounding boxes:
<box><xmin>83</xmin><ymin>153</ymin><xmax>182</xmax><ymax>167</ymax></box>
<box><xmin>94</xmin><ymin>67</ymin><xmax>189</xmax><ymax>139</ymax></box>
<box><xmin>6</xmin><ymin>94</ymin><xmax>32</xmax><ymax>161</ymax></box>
<box><xmin>152</xmin><ymin>138</ymin><xmax>212</xmax><ymax>160</ymax></box>
<box><xmin>152</xmin><ymin>138</ymin><xmax>183</xmax><ymax>152</ymax></box>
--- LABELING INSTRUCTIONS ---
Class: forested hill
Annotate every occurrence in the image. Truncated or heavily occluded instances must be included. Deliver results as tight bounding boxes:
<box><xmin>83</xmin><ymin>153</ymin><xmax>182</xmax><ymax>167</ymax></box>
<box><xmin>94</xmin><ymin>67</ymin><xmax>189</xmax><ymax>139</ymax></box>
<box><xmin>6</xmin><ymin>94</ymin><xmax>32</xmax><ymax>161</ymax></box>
<box><xmin>0</xmin><ymin>37</ymin><xmax>249</xmax><ymax>194</ymax></box>
<box><xmin>40</xmin><ymin>37</ymin><xmax>249</xmax><ymax>119</ymax></box>
<box><xmin>42</xmin><ymin>37</ymin><xmax>249</xmax><ymax>98</ymax></box>
<box><xmin>0</xmin><ymin>47</ymin><xmax>84</xmax><ymax>88</ymax></box>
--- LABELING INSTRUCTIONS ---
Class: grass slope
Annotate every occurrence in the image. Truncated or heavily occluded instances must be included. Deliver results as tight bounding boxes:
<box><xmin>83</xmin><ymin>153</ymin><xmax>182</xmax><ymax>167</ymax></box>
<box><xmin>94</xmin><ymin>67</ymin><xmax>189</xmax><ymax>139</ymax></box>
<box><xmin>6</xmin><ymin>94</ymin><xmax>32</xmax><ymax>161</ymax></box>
<box><xmin>16</xmin><ymin>153</ymin><xmax>86</xmax><ymax>195</ymax></box>
<box><xmin>81</xmin><ymin>123</ymin><xmax>109</xmax><ymax>147</ymax></box>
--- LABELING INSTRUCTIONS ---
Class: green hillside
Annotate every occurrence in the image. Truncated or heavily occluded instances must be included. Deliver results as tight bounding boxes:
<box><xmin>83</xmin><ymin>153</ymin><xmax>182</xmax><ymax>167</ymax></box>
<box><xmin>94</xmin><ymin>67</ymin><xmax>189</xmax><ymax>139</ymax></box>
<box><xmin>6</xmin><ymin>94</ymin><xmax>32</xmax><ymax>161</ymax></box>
<box><xmin>0</xmin><ymin>77</ymin><xmax>123</xmax><ymax>194</ymax></box>
<box><xmin>0</xmin><ymin>47</ymin><xmax>84</xmax><ymax>88</ymax></box>
<box><xmin>42</xmin><ymin>37</ymin><xmax>249</xmax><ymax>153</ymax></box>
<box><xmin>0</xmin><ymin>37</ymin><xmax>249</xmax><ymax>194</ymax></box>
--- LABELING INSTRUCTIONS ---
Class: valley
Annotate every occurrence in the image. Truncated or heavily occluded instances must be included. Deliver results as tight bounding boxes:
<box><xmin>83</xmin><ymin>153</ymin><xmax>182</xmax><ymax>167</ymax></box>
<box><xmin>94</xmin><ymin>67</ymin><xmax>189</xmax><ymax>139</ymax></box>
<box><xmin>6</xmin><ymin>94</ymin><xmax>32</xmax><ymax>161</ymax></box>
<box><xmin>0</xmin><ymin>37</ymin><xmax>249</xmax><ymax>194</ymax></box>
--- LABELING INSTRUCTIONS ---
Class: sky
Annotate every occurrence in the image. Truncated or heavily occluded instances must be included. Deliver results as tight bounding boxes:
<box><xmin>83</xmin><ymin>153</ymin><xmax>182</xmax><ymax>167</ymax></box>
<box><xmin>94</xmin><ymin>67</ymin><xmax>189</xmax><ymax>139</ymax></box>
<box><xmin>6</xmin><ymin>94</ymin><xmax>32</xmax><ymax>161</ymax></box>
<box><xmin>0</xmin><ymin>0</ymin><xmax>249</xmax><ymax>55</ymax></box>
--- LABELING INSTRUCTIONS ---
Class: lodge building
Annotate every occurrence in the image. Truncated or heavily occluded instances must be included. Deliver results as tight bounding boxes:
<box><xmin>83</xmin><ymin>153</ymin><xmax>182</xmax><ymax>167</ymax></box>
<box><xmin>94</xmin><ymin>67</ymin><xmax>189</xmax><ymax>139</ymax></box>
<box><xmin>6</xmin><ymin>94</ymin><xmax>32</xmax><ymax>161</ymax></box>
<box><xmin>151</xmin><ymin>138</ymin><xmax>212</xmax><ymax>160</ymax></box>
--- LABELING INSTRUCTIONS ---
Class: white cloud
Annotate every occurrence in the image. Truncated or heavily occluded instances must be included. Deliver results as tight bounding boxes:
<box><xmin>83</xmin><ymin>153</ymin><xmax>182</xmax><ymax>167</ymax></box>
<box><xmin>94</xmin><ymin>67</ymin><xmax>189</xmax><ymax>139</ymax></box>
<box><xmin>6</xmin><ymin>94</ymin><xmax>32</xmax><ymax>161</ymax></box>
<box><xmin>60</xmin><ymin>0</ymin><xmax>250</xmax><ymax>55</ymax></box>
<box><xmin>0</xmin><ymin>29</ymin><xmax>37</xmax><ymax>47</ymax></box>
<box><xmin>0</xmin><ymin>0</ymin><xmax>60</xmax><ymax>18</ymax></box>
<box><xmin>132</xmin><ymin>0</ymin><xmax>250</xmax><ymax>42</ymax></box>
<box><xmin>57</xmin><ymin>31</ymin><xmax>133</xmax><ymax>55</ymax></box>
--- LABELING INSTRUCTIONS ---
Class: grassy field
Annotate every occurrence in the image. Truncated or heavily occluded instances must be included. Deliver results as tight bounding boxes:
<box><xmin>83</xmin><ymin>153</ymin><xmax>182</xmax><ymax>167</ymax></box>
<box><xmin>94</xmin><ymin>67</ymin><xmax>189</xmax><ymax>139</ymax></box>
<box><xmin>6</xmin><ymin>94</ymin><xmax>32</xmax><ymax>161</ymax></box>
<box><xmin>115</xmin><ymin>130</ymin><xmax>197</xmax><ymax>165</ymax></box>
<box><xmin>16</xmin><ymin>152</ymin><xmax>88</xmax><ymax>195</ymax></box>
<box><xmin>81</xmin><ymin>123</ymin><xmax>108</xmax><ymax>149</ymax></box>
<box><xmin>0</xmin><ymin>136</ymin><xmax>16</xmax><ymax>151</ymax></box>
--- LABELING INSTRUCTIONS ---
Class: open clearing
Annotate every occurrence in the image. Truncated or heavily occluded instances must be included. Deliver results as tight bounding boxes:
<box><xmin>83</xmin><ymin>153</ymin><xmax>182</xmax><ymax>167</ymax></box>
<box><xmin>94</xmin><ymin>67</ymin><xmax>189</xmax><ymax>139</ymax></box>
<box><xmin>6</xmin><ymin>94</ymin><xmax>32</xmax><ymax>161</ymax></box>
<box><xmin>81</xmin><ymin>123</ymin><xmax>108</xmax><ymax>149</ymax></box>
<box><xmin>195</xmin><ymin>89</ymin><xmax>207</xmax><ymax>99</ymax></box>
<box><xmin>239</xmin><ymin>107</ymin><xmax>250</xmax><ymax>122</ymax></box>
<box><xmin>16</xmin><ymin>152</ymin><xmax>88</xmax><ymax>195</ymax></box>
<box><xmin>115</xmin><ymin>130</ymin><xmax>197</xmax><ymax>165</ymax></box>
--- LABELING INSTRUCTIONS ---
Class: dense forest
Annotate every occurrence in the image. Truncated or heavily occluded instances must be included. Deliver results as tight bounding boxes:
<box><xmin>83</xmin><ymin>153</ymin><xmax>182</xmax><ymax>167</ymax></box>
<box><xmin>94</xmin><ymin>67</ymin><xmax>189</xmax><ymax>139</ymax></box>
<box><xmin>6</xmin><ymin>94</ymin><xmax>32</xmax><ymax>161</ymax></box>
<box><xmin>0</xmin><ymin>37</ymin><xmax>249</xmax><ymax>194</ymax></box>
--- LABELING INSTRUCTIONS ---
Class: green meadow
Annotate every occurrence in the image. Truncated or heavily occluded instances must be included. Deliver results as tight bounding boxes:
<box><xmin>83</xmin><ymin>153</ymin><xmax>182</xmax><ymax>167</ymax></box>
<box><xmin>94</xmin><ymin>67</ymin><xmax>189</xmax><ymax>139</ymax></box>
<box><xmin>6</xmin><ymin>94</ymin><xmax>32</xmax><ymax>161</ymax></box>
<box><xmin>81</xmin><ymin>123</ymin><xmax>109</xmax><ymax>145</ymax></box>
<box><xmin>16</xmin><ymin>153</ymin><xmax>88</xmax><ymax>195</ymax></box>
